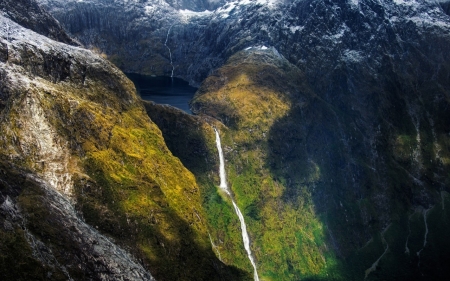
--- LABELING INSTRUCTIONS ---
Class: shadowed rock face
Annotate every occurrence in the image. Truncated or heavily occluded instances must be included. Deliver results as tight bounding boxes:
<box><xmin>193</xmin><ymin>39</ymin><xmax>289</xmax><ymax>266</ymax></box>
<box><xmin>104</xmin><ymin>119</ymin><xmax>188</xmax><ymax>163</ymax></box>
<box><xmin>0</xmin><ymin>161</ymin><xmax>155</xmax><ymax>281</ymax></box>
<box><xmin>184</xmin><ymin>45</ymin><xmax>450</xmax><ymax>280</ymax></box>
<box><xmin>37</xmin><ymin>0</ymin><xmax>450</xmax><ymax>86</ymax></box>
<box><xmin>0</xmin><ymin>0</ymin><xmax>78</xmax><ymax>45</ymax></box>
<box><xmin>440</xmin><ymin>0</ymin><xmax>450</xmax><ymax>16</ymax></box>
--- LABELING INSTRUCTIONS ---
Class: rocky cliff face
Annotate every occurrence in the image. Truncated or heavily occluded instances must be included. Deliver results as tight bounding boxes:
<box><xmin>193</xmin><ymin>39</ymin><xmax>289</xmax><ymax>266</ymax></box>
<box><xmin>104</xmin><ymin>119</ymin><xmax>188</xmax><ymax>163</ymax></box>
<box><xmin>124</xmin><ymin>1</ymin><xmax>450</xmax><ymax>279</ymax></box>
<box><xmin>0</xmin><ymin>2</ymin><xmax>246</xmax><ymax>280</ymax></box>
<box><xmin>0</xmin><ymin>161</ymin><xmax>155</xmax><ymax>281</ymax></box>
<box><xmin>0</xmin><ymin>0</ymin><xmax>77</xmax><ymax>45</ymax></box>
<box><xmin>37</xmin><ymin>0</ymin><xmax>450</xmax><ymax>86</ymax></box>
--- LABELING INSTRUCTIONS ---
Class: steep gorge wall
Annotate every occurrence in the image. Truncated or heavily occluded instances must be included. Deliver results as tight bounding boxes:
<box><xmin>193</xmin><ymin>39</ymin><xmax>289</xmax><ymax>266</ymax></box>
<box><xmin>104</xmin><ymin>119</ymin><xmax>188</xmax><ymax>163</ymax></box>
<box><xmin>0</xmin><ymin>5</ymin><xmax>246</xmax><ymax>280</ymax></box>
<box><xmin>149</xmin><ymin>47</ymin><xmax>450</xmax><ymax>280</ymax></box>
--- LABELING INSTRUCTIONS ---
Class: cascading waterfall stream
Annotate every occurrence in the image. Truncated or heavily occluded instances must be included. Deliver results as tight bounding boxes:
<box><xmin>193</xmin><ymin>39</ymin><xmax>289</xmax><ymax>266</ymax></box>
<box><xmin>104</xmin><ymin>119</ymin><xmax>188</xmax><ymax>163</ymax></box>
<box><xmin>214</xmin><ymin>128</ymin><xmax>260</xmax><ymax>281</ymax></box>
<box><xmin>215</xmin><ymin>129</ymin><xmax>230</xmax><ymax>194</ymax></box>
<box><xmin>164</xmin><ymin>25</ymin><xmax>175</xmax><ymax>78</ymax></box>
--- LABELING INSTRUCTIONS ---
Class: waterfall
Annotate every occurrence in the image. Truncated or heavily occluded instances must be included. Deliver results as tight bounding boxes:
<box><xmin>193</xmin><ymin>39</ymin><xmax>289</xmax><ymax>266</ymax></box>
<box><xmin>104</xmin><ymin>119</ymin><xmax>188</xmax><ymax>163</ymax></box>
<box><xmin>209</xmin><ymin>233</ymin><xmax>222</xmax><ymax>261</ymax></box>
<box><xmin>164</xmin><ymin>25</ymin><xmax>175</xmax><ymax>78</ymax></box>
<box><xmin>214</xmin><ymin>128</ymin><xmax>260</xmax><ymax>281</ymax></box>
<box><xmin>215</xmin><ymin>129</ymin><xmax>230</xmax><ymax>194</ymax></box>
<box><xmin>417</xmin><ymin>208</ymin><xmax>430</xmax><ymax>268</ymax></box>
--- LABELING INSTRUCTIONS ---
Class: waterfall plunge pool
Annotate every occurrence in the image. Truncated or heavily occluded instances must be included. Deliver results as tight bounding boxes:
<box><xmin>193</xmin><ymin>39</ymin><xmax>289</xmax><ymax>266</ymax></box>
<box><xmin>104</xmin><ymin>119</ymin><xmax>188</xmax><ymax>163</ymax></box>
<box><xmin>125</xmin><ymin>73</ymin><xmax>197</xmax><ymax>114</ymax></box>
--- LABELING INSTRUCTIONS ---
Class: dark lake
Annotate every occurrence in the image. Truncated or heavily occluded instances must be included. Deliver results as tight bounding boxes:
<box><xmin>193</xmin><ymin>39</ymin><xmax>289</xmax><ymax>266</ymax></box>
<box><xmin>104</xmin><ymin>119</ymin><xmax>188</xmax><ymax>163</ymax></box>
<box><xmin>125</xmin><ymin>73</ymin><xmax>197</xmax><ymax>113</ymax></box>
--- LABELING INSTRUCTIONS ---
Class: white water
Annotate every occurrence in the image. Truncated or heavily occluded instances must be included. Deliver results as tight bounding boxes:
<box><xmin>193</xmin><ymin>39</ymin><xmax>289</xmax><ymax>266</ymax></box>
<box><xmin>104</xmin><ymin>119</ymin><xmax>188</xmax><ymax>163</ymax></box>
<box><xmin>417</xmin><ymin>208</ymin><xmax>430</xmax><ymax>268</ymax></box>
<box><xmin>164</xmin><ymin>25</ymin><xmax>175</xmax><ymax>78</ymax></box>
<box><xmin>214</xmin><ymin>128</ymin><xmax>260</xmax><ymax>281</ymax></box>
<box><xmin>215</xmin><ymin>129</ymin><xmax>230</xmax><ymax>194</ymax></box>
<box><xmin>365</xmin><ymin>224</ymin><xmax>391</xmax><ymax>279</ymax></box>
<box><xmin>209</xmin><ymin>233</ymin><xmax>222</xmax><ymax>261</ymax></box>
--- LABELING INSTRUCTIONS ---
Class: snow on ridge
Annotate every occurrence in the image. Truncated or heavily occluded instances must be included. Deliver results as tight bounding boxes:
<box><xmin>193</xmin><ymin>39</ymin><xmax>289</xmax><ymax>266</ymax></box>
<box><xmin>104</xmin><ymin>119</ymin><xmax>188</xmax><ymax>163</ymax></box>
<box><xmin>289</xmin><ymin>25</ymin><xmax>304</xmax><ymax>34</ymax></box>
<box><xmin>245</xmin><ymin>45</ymin><xmax>269</xmax><ymax>50</ymax></box>
<box><xmin>323</xmin><ymin>24</ymin><xmax>350</xmax><ymax>42</ymax></box>
<box><xmin>243</xmin><ymin>0</ymin><xmax>280</xmax><ymax>7</ymax></box>
<box><xmin>216</xmin><ymin>2</ymin><xmax>237</xmax><ymax>19</ymax></box>
<box><xmin>392</xmin><ymin>0</ymin><xmax>422</xmax><ymax>7</ymax></box>
<box><xmin>215</xmin><ymin>0</ymin><xmax>280</xmax><ymax>18</ymax></box>
<box><xmin>349</xmin><ymin>0</ymin><xmax>359</xmax><ymax>7</ymax></box>
<box><xmin>179</xmin><ymin>9</ymin><xmax>213</xmax><ymax>21</ymax></box>
<box><xmin>145</xmin><ymin>5</ymin><xmax>157</xmax><ymax>15</ymax></box>
<box><xmin>342</xmin><ymin>49</ymin><xmax>364</xmax><ymax>63</ymax></box>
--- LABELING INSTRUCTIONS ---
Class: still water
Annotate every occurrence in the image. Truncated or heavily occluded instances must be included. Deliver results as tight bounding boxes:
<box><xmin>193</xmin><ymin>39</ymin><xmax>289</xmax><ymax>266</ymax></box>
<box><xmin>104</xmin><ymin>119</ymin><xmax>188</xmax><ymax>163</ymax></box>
<box><xmin>126</xmin><ymin>73</ymin><xmax>197</xmax><ymax>113</ymax></box>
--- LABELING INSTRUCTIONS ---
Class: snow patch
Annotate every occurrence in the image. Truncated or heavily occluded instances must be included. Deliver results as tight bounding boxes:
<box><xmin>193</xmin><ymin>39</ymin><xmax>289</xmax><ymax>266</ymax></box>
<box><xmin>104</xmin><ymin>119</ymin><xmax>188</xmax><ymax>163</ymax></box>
<box><xmin>323</xmin><ymin>24</ymin><xmax>349</xmax><ymax>42</ymax></box>
<box><xmin>179</xmin><ymin>9</ymin><xmax>213</xmax><ymax>21</ymax></box>
<box><xmin>342</xmin><ymin>49</ymin><xmax>364</xmax><ymax>63</ymax></box>
<box><xmin>255</xmin><ymin>0</ymin><xmax>281</xmax><ymax>8</ymax></box>
<box><xmin>145</xmin><ymin>5</ymin><xmax>157</xmax><ymax>15</ymax></box>
<box><xmin>238</xmin><ymin>0</ymin><xmax>279</xmax><ymax>6</ymax></box>
<box><xmin>245</xmin><ymin>45</ymin><xmax>270</xmax><ymax>50</ymax></box>
<box><xmin>215</xmin><ymin>0</ymin><xmax>280</xmax><ymax>18</ymax></box>
<box><xmin>289</xmin><ymin>25</ymin><xmax>304</xmax><ymax>34</ymax></box>
<box><xmin>216</xmin><ymin>2</ymin><xmax>237</xmax><ymax>19</ymax></box>
<box><xmin>393</xmin><ymin>0</ymin><xmax>421</xmax><ymax>8</ymax></box>
<box><xmin>349</xmin><ymin>0</ymin><xmax>359</xmax><ymax>7</ymax></box>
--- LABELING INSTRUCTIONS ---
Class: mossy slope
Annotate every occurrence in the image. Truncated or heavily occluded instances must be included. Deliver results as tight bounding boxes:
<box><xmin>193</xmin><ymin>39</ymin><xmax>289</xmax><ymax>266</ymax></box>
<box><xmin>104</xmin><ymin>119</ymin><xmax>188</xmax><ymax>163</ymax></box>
<box><xmin>170</xmin><ymin>47</ymin><xmax>450</xmax><ymax>280</ymax></box>
<box><xmin>0</xmin><ymin>13</ymin><xmax>244</xmax><ymax>280</ymax></box>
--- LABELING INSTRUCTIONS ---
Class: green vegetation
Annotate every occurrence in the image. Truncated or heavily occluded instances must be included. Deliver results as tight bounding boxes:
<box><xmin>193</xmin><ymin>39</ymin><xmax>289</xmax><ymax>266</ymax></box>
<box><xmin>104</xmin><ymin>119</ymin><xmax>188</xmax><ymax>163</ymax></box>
<box><xmin>150</xmin><ymin>48</ymin><xmax>450</xmax><ymax>280</ymax></box>
<box><xmin>0</xmin><ymin>60</ymin><xmax>245</xmax><ymax>280</ymax></box>
<box><xmin>188</xmin><ymin>50</ymin><xmax>344</xmax><ymax>280</ymax></box>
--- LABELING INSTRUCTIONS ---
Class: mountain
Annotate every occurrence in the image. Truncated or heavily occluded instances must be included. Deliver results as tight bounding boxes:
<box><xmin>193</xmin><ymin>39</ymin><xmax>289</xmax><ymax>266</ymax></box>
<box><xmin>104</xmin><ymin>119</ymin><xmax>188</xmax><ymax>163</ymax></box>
<box><xmin>0</xmin><ymin>1</ymin><xmax>246</xmax><ymax>280</ymax></box>
<box><xmin>2</xmin><ymin>0</ymin><xmax>450</xmax><ymax>280</ymax></box>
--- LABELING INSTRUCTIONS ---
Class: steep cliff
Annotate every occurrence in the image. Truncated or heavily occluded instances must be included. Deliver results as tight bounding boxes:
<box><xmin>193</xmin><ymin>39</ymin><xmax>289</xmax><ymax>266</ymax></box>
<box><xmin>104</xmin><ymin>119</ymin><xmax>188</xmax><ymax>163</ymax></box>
<box><xmin>37</xmin><ymin>0</ymin><xmax>450</xmax><ymax>86</ymax></box>
<box><xmin>0</xmin><ymin>3</ymin><xmax>245</xmax><ymax>280</ymax></box>
<box><xmin>0</xmin><ymin>0</ymin><xmax>77</xmax><ymax>45</ymax></box>
<box><xmin>150</xmin><ymin>46</ymin><xmax>450</xmax><ymax>280</ymax></box>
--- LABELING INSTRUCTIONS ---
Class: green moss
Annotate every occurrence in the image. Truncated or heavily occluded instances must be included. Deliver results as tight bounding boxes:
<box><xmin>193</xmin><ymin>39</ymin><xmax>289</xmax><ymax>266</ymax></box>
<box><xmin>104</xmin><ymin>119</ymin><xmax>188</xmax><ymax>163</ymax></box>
<box><xmin>0</xmin><ymin>55</ymin><xmax>247</xmax><ymax>279</ymax></box>
<box><xmin>0</xmin><ymin>227</ymin><xmax>51</xmax><ymax>281</ymax></box>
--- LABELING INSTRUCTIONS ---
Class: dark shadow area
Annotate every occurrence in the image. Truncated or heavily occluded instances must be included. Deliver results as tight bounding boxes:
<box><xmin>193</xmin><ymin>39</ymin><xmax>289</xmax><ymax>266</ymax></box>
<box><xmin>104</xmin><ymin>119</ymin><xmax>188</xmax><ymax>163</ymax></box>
<box><xmin>266</xmin><ymin>38</ymin><xmax>450</xmax><ymax>281</ymax></box>
<box><xmin>127</xmin><ymin>74</ymin><xmax>197</xmax><ymax>114</ymax></box>
<box><xmin>143</xmin><ymin>100</ymin><xmax>215</xmax><ymax>176</ymax></box>
<box><xmin>440</xmin><ymin>1</ymin><xmax>450</xmax><ymax>16</ymax></box>
<box><xmin>74</xmin><ymin>160</ymin><xmax>251</xmax><ymax>281</ymax></box>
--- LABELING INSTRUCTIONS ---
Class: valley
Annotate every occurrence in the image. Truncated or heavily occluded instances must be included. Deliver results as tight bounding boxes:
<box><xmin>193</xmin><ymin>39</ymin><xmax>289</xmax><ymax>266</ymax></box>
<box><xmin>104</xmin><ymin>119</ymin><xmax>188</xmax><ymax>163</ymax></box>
<box><xmin>1</xmin><ymin>0</ymin><xmax>450</xmax><ymax>280</ymax></box>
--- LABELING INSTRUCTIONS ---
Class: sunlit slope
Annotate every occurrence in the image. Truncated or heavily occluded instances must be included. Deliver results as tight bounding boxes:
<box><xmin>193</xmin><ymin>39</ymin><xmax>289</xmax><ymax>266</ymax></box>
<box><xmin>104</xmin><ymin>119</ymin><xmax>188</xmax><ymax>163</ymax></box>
<box><xmin>0</xmin><ymin>14</ymin><xmax>244</xmax><ymax>281</ymax></box>
<box><xmin>150</xmin><ymin>47</ymin><xmax>450</xmax><ymax>280</ymax></box>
